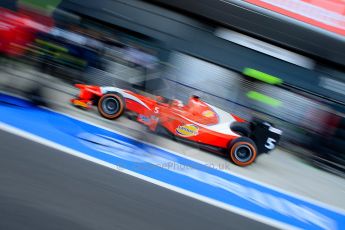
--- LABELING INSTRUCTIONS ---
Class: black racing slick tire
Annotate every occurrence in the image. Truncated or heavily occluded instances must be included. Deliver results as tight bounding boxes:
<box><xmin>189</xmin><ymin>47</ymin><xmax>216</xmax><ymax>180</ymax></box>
<box><xmin>97</xmin><ymin>93</ymin><xmax>125</xmax><ymax>120</ymax></box>
<box><xmin>228</xmin><ymin>137</ymin><xmax>257</xmax><ymax>167</ymax></box>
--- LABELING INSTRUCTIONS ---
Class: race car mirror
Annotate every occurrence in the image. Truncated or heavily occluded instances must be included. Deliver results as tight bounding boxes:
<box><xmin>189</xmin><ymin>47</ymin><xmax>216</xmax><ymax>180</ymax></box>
<box><xmin>250</xmin><ymin>119</ymin><xmax>282</xmax><ymax>154</ymax></box>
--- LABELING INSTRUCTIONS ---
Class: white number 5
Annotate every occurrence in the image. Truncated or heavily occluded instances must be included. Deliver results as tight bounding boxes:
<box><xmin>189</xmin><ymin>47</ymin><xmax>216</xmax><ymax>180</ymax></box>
<box><xmin>265</xmin><ymin>138</ymin><xmax>276</xmax><ymax>150</ymax></box>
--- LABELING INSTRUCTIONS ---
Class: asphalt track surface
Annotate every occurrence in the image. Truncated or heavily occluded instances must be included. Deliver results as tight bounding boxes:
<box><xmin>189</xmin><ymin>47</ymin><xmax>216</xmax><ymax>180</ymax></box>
<box><xmin>0</xmin><ymin>130</ymin><xmax>276</xmax><ymax>230</ymax></box>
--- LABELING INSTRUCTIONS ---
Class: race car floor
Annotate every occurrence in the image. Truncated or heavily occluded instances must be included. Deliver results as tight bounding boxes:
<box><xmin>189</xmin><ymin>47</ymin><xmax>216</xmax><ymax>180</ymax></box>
<box><xmin>1</xmin><ymin>65</ymin><xmax>345</xmax><ymax>211</ymax></box>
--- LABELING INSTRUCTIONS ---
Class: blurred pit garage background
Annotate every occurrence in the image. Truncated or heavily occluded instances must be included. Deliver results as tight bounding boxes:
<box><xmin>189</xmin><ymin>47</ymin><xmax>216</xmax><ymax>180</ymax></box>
<box><xmin>1</xmin><ymin>0</ymin><xmax>345</xmax><ymax>175</ymax></box>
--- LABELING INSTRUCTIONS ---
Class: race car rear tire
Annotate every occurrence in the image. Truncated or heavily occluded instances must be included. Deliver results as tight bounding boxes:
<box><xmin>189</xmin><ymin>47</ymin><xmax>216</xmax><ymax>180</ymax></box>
<box><xmin>228</xmin><ymin>137</ymin><xmax>257</xmax><ymax>167</ymax></box>
<box><xmin>97</xmin><ymin>93</ymin><xmax>125</xmax><ymax>119</ymax></box>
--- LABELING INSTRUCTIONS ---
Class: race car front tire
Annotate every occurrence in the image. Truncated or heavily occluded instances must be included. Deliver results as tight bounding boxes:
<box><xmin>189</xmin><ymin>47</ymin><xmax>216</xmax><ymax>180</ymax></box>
<box><xmin>228</xmin><ymin>137</ymin><xmax>257</xmax><ymax>166</ymax></box>
<box><xmin>97</xmin><ymin>93</ymin><xmax>125</xmax><ymax>119</ymax></box>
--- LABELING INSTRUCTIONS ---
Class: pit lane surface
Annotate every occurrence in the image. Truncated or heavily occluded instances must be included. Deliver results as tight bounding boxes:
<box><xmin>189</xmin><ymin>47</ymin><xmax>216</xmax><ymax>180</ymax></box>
<box><xmin>0</xmin><ymin>130</ymin><xmax>276</xmax><ymax>230</ymax></box>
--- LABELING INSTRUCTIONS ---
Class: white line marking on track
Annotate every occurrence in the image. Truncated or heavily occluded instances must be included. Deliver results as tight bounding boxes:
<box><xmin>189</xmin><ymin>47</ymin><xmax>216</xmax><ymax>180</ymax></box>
<box><xmin>0</xmin><ymin>121</ymin><xmax>299</xmax><ymax>230</ymax></box>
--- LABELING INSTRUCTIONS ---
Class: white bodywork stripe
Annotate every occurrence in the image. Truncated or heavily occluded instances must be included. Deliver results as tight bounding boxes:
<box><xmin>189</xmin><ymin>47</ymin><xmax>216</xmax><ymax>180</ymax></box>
<box><xmin>101</xmin><ymin>87</ymin><xmax>151</xmax><ymax>110</ymax></box>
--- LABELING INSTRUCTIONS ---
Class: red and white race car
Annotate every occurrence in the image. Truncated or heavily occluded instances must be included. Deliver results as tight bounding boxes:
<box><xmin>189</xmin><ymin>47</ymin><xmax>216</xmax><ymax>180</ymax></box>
<box><xmin>71</xmin><ymin>84</ymin><xmax>282</xmax><ymax>166</ymax></box>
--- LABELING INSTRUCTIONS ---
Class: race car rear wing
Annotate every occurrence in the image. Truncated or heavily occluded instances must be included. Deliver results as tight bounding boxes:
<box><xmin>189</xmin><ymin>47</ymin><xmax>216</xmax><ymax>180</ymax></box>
<box><xmin>250</xmin><ymin>118</ymin><xmax>282</xmax><ymax>154</ymax></box>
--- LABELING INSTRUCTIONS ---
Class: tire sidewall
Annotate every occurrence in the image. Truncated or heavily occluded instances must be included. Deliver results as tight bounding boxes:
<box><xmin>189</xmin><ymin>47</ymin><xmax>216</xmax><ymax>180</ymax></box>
<box><xmin>228</xmin><ymin>137</ymin><xmax>257</xmax><ymax>166</ymax></box>
<box><xmin>98</xmin><ymin>93</ymin><xmax>125</xmax><ymax>119</ymax></box>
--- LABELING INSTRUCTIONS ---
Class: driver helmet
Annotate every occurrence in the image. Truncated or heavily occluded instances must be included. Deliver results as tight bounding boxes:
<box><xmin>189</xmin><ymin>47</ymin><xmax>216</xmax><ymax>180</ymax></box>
<box><xmin>171</xmin><ymin>99</ymin><xmax>184</xmax><ymax>108</ymax></box>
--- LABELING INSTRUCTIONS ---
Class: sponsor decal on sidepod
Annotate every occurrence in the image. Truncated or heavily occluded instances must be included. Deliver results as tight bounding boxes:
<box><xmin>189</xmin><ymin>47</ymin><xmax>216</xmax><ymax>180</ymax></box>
<box><xmin>176</xmin><ymin>124</ymin><xmax>199</xmax><ymax>137</ymax></box>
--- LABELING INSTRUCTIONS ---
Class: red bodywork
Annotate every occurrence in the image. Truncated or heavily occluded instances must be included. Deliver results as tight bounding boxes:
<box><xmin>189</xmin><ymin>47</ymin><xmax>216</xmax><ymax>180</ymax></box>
<box><xmin>71</xmin><ymin>84</ymin><xmax>247</xmax><ymax>150</ymax></box>
<box><xmin>0</xmin><ymin>7</ymin><xmax>52</xmax><ymax>57</ymax></box>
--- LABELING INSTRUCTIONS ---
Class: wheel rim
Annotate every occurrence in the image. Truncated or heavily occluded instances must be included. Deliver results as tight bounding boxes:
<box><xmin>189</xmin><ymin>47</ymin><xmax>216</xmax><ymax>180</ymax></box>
<box><xmin>234</xmin><ymin>145</ymin><xmax>253</xmax><ymax>162</ymax></box>
<box><xmin>102</xmin><ymin>97</ymin><xmax>120</xmax><ymax>115</ymax></box>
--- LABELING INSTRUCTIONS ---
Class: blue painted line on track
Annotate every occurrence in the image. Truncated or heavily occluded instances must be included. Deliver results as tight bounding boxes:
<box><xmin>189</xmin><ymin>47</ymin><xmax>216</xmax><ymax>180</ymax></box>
<box><xmin>0</xmin><ymin>93</ymin><xmax>344</xmax><ymax>230</ymax></box>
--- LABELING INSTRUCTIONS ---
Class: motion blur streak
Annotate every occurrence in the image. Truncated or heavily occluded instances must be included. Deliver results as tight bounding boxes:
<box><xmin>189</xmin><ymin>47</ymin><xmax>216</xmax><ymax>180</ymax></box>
<box><xmin>244</xmin><ymin>0</ymin><xmax>345</xmax><ymax>35</ymax></box>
